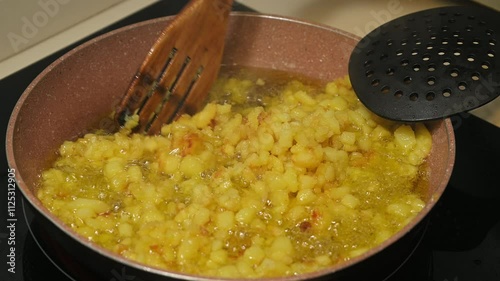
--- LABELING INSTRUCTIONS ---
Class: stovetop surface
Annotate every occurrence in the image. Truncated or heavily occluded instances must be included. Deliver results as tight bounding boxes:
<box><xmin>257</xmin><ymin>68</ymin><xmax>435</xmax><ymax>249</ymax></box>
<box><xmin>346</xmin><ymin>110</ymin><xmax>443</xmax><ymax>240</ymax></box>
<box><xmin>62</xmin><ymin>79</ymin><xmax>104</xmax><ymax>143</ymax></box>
<box><xmin>1</xmin><ymin>1</ymin><xmax>499</xmax><ymax>281</ymax></box>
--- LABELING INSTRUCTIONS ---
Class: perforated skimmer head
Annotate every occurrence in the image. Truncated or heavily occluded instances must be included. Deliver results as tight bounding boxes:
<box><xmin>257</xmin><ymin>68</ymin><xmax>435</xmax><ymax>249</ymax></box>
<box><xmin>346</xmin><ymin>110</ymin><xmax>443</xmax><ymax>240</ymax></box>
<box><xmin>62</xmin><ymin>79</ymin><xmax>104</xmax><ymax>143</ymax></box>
<box><xmin>348</xmin><ymin>6</ymin><xmax>500</xmax><ymax>122</ymax></box>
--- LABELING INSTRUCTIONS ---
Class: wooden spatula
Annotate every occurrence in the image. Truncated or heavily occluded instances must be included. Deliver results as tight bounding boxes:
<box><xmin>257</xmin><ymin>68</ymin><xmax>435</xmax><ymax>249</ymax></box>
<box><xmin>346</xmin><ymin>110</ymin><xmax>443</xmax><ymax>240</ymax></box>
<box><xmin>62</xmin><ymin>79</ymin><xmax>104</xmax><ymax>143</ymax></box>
<box><xmin>115</xmin><ymin>0</ymin><xmax>234</xmax><ymax>134</ymax></box>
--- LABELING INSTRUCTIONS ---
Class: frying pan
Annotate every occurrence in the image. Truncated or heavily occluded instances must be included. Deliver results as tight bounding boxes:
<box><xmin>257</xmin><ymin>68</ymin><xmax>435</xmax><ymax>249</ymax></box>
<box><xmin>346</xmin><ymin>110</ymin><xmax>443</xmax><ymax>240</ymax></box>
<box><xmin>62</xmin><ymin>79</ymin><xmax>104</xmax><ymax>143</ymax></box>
<box><xmin>6</xmin><ymin>13</ymin><xmax>455</xmax><ymax>280</ymax></box>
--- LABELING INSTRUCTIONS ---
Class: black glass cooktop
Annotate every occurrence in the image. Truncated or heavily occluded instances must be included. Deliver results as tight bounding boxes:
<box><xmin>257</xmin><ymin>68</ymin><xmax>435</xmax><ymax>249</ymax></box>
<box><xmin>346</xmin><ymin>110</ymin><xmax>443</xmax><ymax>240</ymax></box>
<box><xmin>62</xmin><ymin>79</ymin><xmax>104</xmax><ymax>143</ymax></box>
<box><xmin>1</xmin><ymin>1</ymin><xmax>499</xmax><ymax>281</ymax></box>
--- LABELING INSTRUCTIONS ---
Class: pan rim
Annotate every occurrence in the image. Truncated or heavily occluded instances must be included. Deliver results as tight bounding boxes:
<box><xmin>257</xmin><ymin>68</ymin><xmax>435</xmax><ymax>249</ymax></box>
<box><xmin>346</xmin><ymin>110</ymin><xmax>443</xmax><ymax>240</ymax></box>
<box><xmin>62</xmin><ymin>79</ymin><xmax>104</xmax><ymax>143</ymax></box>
<box><xmin>6</xmin><ymin>12</ymin><xmax>456</xmax><ymax>281</ymax></box>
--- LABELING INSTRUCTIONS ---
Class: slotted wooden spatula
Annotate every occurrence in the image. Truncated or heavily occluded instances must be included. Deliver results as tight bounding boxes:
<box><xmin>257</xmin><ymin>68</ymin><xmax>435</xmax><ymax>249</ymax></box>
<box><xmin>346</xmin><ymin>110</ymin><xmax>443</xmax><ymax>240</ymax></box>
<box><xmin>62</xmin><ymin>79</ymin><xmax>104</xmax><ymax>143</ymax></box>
<box><xmin>115</xmin><ymin>0</ymin><xmax>233</xmax><ymax>135</ymax></box>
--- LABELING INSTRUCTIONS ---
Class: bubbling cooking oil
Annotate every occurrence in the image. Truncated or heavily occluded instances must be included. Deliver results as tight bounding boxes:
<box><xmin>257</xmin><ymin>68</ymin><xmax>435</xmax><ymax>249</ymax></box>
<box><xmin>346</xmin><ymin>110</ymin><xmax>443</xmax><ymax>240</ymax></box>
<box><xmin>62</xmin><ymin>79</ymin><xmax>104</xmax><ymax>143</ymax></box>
<box><xmin>37</xmin><ymin>69</ymin><xmax>431</xmax><ymax>278</ymax></box>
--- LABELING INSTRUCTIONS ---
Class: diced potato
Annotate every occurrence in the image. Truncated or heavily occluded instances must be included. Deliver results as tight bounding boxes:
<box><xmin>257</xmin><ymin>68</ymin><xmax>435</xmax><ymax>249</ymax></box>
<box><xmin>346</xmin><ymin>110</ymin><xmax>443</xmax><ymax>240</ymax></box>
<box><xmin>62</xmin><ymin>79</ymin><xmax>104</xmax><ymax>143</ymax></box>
<box><xmin>394</xmin><ymin>124</ymin><xmax>416</xmax><ymax>150</ymax></box>
<box><xmin>387</xmin><ymin>203</ymin><xmax>411</xmax><ymax>217</ymax></box>
<box><xmin>159</xmin><ymin>153</ymin><xmax>181</xmax><ymax>174</ymax></box>
<box><xmin>341</xmin><ymin>193</ymin><xmax>360</xmax><ymax>209</ymax></box>
<box><xmin>294</xmin><ymin>90</ymin><xmax>317</xmax><ymax>106</ymax></box>
<box><xmin>340</xmin><ymin>131</ymin><xmax>356</xmax><ymax>146</ymax></box>
<box><xmin>210</xmin><ymin>249</ymin><xmax>228</xmax><ymax>264</ymax></box>
<box><xmin>291</xmin><ymin>144</ymin><xmax>323</xmax><ymax>168</ymax></box>
<box><xmin>258</xmin><ymin>131</ymin><xmax>275</xmax><ymax>152</ymax></box>
<box><xmin>103</xmin><ymin>157</ymin><xmax>126</xmax><ymax>180</ymax></box>
<box><xmin>37</xmin><ymin>74</ymin><xmax>432</xmax><ymax>278</ymax></box>
<box><xmin>118</xmin><ymin>223</ymin><xmax>133</xmax><ymax>237</ymax></box>
<box><xmin>270</xmin><ymin>236</ymin><xmax>294</xmax><ymax>264</ymax></box>
<box><xmin>216</xmin><ymin>211</ymin><xmax>235</xmax><ymax>230</ymax></box>
<box><xmin>193</xmin><ymin>103</ymin><xmax>217</xmax><ymax>128</ymax></box>
<box><xmin>235</xmin><ymin>207</ymin><xmax>257</xmax><ymax>224</ymax></box>
<box><xmin>286</xmin><ymin>205</ymin><xmax>307</xmax><ymax>221</ymax></box>
<box><xmin>243</xmin><ymin>245</ymin><xmax>266</xmax><ymax>265</ymax></box>
<box><xmin>179</xmin><ymin>155</ymin><xmax>204</xmax><ymax>178</ymax></box>
<box><xmin>193</xmin><ymin>206</ymin><xmax>211</xmax><ymax>226</ymax></box>
<box><xmin>67</xmin><ymin>198</ymin><xmax>110</xmax><ymax>217</ymax></box>
<box><xmin>177</xmin><ymin>238</ymin><xmax>201</xmax><ymax>263</ymax></box>
<box><xmin>371</xmin><ymin>125</ymin><xmax>392</xmax><ymax>140</ymax></box>
<box><xmin>126</xmin><ymin>165</ymin><xmax>143</xmax><ymax>183</ymax></box>
<box><xmin>296</xmin><ymin>188</ymin><xmax>317</xmax><ymax>205</ymax></box>
<box><xmin>328</xmin><ymin>186</ymin><xmax>350</xmax><ymax>199</ymax></box>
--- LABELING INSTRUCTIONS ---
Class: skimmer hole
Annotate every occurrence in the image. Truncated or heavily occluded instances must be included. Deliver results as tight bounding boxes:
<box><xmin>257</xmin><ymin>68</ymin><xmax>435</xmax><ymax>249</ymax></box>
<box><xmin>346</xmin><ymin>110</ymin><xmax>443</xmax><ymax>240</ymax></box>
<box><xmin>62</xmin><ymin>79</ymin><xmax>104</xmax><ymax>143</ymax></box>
<box><xmin>442</xmin><ymin>89</ymin><xmax>452</xmax><ymax>97</ymax></box>
<box><xmin>471</xmin><ymin>73</ymin><xmax>480</xmax><ymax>81</ymax></box>
<box><xmin>426</xmin><ymin>91</ymin><xmax>436</xmax><ymax>100</ymax></box>
<box><xmin>409</xmin><ymin>93</ymin><xmax>419</xmax><ymax>101</ymax></box>
<box><xmin>458</xmin><ymin>82</ymin><xmax>467</xmax><ymax>91</ymax></box>
<box><xmin>427</xmin><ymin>77</ymin><xmax>436</xmax><ymax>86</ymax></box>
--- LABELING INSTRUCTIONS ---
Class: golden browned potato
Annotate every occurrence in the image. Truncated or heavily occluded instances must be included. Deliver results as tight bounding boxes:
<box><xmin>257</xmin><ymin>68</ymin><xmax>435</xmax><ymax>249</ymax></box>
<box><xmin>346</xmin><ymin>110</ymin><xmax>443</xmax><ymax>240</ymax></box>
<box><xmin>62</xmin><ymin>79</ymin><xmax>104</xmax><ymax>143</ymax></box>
<box><xmin>37</xmin><ymin>71</ymin><xmax>431</xmax><ymax>278</ymax></box>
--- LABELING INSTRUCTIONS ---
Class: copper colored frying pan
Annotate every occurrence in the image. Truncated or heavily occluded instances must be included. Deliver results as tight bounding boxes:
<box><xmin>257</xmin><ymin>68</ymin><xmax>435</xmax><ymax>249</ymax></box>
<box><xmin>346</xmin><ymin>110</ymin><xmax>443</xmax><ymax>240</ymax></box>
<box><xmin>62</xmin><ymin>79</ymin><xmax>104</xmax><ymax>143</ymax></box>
<box><xmin>6</xmin><ymin>13</ymin><xmax>455</xmax><ymax>280</ymax></box>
